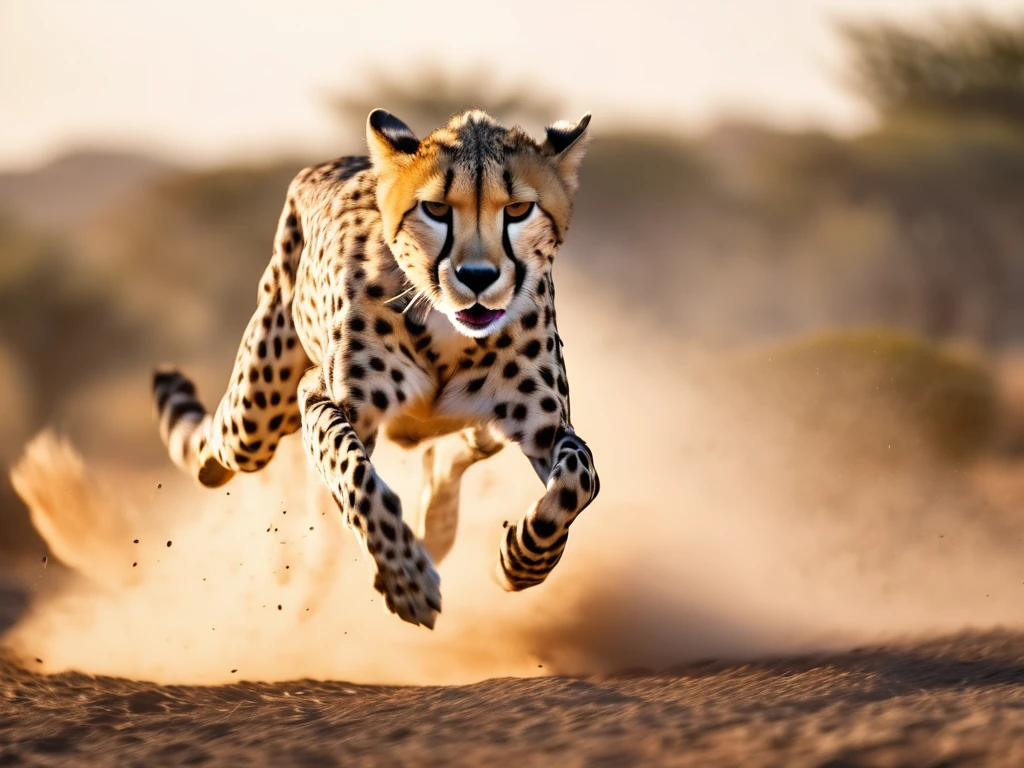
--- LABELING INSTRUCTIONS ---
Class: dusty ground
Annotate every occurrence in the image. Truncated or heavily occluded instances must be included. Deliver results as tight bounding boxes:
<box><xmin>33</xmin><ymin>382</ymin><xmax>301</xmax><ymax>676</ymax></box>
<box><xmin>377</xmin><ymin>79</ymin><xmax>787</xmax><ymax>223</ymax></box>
<box><xmin>0</xmin><ymin>630</ymin><xmax>1022</xmax><ymax>766</ymax></box>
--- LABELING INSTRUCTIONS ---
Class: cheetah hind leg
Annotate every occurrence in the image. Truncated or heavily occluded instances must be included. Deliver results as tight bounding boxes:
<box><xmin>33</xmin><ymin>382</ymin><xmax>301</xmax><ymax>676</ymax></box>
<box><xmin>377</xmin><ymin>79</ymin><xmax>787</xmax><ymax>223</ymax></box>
<box><xmin>153</xmin><ymin>283</ymin><xmax>310</xmax><ymax>487</ymax></box>
<box><xmin>416</xmin><ymin>426</ymin><xmax>505</xmax><ymax>564</ymax></box>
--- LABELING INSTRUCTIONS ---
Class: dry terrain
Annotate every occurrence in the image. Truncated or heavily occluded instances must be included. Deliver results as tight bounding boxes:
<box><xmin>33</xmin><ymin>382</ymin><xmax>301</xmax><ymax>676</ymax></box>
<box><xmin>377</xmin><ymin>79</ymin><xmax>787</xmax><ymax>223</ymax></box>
<box><xmin>2</xmin><ymin>629</ymin><xmax>1024</xmax><ymax>766</ymax></box>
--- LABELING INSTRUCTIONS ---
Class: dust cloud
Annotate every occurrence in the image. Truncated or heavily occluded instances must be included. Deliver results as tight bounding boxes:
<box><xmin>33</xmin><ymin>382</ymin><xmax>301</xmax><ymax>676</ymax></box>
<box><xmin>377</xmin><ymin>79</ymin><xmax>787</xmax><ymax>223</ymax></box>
<box><xmin>6</xmin><ymin>271</ymin><xmax>1024</xmax><ymax>686</ymax></box>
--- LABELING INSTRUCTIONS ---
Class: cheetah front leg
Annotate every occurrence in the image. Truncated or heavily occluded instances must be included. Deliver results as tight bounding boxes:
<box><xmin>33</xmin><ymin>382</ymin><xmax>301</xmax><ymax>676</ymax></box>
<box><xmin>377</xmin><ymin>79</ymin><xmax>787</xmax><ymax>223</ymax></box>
<box><xmin>298</xmin><ymin>369</ymin><xmax>441</xmax><ymax>628</ymax></box>
<box><xmin>498</xmin><ymin>428</ymin><xmax>600</xmax><ymax>590</ymax></box>
<box><xmin>416</xmin><ymin>426</ymin><xmax>505</xmax><ymax>564</ymax></box>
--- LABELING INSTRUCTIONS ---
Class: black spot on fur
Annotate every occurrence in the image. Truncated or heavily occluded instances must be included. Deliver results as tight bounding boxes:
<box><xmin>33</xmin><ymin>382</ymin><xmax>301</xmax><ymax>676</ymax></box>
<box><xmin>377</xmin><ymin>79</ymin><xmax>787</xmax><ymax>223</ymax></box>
<box><xmin>404</xmin><ymin>316</ymin><xmax>426</xmax><ymax>336</ymax></box>
<box><xmin>496</xmin><ymin>333</ymin><xmax>512</xmax><ymax>348</ymax></box>
<box><xmin>535</xmin><ymin>426</ymin><xmax>556</xmax><ymax>450</ymax></box>
<box><xmin>559</xmin><ymin>488</ymin><xmax>578</xmax><ymax>511</ymax></box>
<box><xmin>268</xmin><ymin>414</ymin><xmax>284</xmax><ymax>431</ymax></box>
<box><xmin>541</xmin><ymin>397</ymin><xmax>558</xmax><ymax>412</ymax></box>
<box><xmin>532</xmin><ymin>518</ymin><xmax>557</xmax><ymax>538</ymax></box>
<box><xmin>467</xmin><ymin>377</ymin><xmax>487</xmax><ymax>393</ymax></box>
<box><xmin>494</xmin><ymin>403</ymin><xmax>508</xmax><ymax>419</ymax></box>
<box><xmin>374</xmin><ymin>318</ymin><xmax>393</xmax><ymax>336</ymax></box>
<box><xmin>503</xmin><ymin>362</ymin><xmax>519</xmax><ymax>379</ymax></box>
<box><xmin>518</xmin><ymin>378</ymin><xmax>537</xmax><ymax>394</ymax></box>
<box><xmin>522</xmin><ymin>312</ymin><xmax>539</xmax><ymax>329</ymax></box>
<box><xmin>512</xmin><ymin>404</ymin><xmax>527</xmax><ymax>420</ymax></box>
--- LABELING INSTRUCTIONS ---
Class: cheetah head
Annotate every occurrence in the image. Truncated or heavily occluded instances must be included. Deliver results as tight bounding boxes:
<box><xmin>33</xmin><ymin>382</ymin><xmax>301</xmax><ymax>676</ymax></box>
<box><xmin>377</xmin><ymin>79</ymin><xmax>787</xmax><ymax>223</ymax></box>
<box><xmin>366</xmin><ymin>108</ymin><xmax>591</xmax><ymax>338</ymax></box>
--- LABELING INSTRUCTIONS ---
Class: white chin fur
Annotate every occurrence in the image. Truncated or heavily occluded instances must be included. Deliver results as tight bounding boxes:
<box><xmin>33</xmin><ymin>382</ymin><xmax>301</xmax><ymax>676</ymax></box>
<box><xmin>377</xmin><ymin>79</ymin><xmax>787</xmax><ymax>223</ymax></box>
<box><xmin>447</xmin><ymin>311</ymin><xmax>514</xmax><ymax>339</ymax></box>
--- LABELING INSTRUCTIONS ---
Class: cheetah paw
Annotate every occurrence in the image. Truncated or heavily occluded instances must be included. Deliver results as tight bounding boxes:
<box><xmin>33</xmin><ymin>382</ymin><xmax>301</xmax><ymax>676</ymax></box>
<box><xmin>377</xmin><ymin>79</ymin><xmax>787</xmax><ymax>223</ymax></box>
<box><xmin>371</xmin><ymin>530</ymin><xmax>441</xmax><ymax>629</ymax></box>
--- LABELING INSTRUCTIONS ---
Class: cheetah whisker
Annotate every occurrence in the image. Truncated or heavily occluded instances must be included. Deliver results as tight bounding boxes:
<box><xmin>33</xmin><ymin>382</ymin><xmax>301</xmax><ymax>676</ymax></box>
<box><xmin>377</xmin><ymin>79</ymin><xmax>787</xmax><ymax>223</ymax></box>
<box><xmin>384</xmin><ymin>285</ymin><xmax>417</xmax><ymax>305</ymax></box>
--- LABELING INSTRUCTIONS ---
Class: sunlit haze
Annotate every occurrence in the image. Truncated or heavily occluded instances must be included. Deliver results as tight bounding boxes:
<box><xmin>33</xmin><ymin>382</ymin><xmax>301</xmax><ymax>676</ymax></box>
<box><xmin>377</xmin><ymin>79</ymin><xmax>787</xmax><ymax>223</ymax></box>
<box><xmin>1</xmin><ymin>0</ymin><xmax>1020</xmax><ymax>170</ymax></box>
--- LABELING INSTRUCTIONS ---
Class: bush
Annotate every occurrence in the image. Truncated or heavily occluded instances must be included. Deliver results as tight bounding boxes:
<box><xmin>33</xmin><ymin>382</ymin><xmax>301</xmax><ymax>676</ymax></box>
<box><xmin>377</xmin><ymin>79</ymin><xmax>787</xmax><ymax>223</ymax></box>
<box><xmin>717</xmin><ymin>328</ymin><xmax>999</xmax><ymax>463</ymax></box>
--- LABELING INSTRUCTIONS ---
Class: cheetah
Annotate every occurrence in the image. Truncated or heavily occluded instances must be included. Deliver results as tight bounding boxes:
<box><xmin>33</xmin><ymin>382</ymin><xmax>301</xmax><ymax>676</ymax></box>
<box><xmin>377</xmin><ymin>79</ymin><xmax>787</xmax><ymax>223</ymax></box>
<box><xmin>153</xmin><ymin>109</ymin><xmax>600</xmax><ymax>628</ymax></box>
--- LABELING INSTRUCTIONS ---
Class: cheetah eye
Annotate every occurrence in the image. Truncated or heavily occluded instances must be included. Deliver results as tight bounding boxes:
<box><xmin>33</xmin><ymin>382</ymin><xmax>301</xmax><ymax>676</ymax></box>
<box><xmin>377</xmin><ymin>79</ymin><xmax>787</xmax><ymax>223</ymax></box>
<box><xmin>504</xmin><ymin>201</ymin><xmax>533</xmax><ymax>221</ymax></box>
<box><xmin>421</xmin><ymin>201</ymin><xmax>451</xmax><ymax>221</ymax></box>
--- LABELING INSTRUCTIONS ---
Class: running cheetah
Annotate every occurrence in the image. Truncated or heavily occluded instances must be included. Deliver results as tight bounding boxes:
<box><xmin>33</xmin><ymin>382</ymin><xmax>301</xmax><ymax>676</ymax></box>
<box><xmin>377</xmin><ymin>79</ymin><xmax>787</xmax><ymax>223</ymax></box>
<box><xmin>153</xmin><ymin>109</ymin><xmax>600</xmax><ymax>628</ymax></box>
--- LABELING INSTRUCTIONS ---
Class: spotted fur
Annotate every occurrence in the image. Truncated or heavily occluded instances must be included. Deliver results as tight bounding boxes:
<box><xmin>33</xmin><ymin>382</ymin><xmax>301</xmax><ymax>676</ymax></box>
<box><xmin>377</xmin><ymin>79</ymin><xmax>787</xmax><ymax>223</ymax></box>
<box><xmin>153</xmin><ymin>110</ymin><xmax>600</xmax><ymax>628</ymax></box>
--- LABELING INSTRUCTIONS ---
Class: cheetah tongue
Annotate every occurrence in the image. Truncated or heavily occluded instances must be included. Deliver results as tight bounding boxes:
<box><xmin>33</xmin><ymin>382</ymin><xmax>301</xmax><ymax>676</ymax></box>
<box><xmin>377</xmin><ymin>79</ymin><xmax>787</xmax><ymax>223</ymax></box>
<box><xmin>456</xmin><ymin>305</ymin><xmax>505</xmax><ymax>328</ymax></box>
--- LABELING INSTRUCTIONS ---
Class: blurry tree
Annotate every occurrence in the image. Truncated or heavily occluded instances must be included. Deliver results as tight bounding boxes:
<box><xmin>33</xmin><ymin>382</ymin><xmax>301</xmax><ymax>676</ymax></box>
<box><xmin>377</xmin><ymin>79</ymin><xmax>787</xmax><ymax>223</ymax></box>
<box><xmin>840</xmin><ymin>14</ymin><xmax>1024</xmax><ymax>126</ymax></box>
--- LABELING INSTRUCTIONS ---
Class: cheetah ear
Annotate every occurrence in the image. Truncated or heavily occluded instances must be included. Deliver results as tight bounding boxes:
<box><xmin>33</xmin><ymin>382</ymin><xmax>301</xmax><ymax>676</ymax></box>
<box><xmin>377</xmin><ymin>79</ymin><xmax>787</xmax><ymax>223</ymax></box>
<box><xmin>542</xmin><ymin>113</ymin><xmax>592</xmax><ymax>192</ymax></box>
<box><xmin>367</xmin><ymin>109</ymin><xmax>420</xmax><ymax>167</ymax></box>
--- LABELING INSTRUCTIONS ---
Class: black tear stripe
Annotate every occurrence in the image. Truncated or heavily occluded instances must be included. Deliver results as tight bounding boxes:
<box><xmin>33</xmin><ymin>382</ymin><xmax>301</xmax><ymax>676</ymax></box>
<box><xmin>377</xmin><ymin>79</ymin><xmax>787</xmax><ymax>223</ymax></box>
<box><xmin>502</xmin><ymin>220</ymin><xmax>527</xmax><ymax>294</ymax></box>
<box><xmin>392</xmin><ymin>202</ymin><xmax>419</xmax><ymax>244</ymax></box>
<box><xmin>430</xmin><ymin>208</ymin><xmax>455</xmax><ymax>291</ymax></box>
<box><xmin>443</xmin><ymin>168</ymin><xmax>455</xmax><ymax>201</ymax></box>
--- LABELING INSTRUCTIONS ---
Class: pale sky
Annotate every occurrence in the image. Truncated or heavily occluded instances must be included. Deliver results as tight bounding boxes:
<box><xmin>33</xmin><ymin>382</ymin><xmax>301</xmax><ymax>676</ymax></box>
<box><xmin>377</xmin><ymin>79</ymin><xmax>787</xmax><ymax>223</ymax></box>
<box><xmin>1</xmin><ymin>0</ymin><xmax>1020</xmax><ymax>171</ymax></box>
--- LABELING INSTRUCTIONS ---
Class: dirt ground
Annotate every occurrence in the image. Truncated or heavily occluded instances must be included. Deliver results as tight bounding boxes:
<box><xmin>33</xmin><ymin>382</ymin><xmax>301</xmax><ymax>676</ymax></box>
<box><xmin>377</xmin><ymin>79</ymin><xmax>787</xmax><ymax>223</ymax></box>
<box><xmin>0</xmin><ymin>629</ymin><xmax>1021</xmax><ymax>767</ymax></box>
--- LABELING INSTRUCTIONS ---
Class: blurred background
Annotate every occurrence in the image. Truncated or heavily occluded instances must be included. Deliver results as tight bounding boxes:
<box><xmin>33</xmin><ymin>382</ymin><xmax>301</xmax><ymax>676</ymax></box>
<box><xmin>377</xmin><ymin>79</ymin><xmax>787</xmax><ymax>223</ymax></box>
<box><xmin>3</xmin><ymin>0</ymin><xmax>1024</xmax><ymax>557</ymax></box>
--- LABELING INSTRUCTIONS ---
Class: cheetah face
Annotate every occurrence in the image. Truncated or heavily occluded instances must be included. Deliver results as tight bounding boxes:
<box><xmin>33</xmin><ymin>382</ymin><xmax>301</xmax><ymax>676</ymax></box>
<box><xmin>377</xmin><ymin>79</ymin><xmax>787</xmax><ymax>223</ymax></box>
<box><xmin>366</xmin><ymin>109</ymin><xmax>591</xmax><ymax>338</ymax></box>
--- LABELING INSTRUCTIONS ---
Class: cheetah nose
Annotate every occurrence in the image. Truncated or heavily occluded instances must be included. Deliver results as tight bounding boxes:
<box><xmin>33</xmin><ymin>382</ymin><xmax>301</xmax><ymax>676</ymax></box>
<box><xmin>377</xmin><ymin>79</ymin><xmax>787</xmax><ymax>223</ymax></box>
<box><xmin>455</xmin><ymin>264</ymin><xmax>500</xmax><ymax>295</ymax></box>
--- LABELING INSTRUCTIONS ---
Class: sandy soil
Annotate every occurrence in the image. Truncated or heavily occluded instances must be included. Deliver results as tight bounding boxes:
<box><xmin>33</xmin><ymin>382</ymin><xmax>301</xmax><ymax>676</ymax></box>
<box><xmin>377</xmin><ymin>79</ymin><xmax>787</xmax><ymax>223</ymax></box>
<box><xmin>0</xmin><ymin>630</ymin><xmax>1022</xmax><ymax>767</ymax></box>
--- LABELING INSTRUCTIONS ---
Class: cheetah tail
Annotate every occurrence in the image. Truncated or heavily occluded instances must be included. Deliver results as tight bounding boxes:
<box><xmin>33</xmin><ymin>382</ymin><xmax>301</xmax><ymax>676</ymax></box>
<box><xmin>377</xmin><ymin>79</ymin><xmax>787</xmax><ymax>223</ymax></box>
<box><xmin>152</xmin><ymin>369</ymin><xmax>235</xmax><ymax>488</ymax></box>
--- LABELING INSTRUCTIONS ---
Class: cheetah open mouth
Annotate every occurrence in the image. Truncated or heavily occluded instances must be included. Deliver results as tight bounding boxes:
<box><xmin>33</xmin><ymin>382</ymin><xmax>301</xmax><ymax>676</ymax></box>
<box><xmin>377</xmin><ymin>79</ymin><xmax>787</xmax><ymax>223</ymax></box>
<box><xmin>455</xmin><ymin>304</ymin><xmax>505</xmax><ymax>330</ymax></box>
